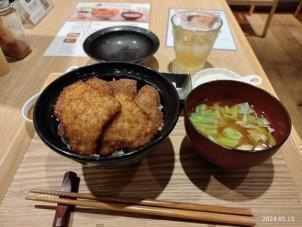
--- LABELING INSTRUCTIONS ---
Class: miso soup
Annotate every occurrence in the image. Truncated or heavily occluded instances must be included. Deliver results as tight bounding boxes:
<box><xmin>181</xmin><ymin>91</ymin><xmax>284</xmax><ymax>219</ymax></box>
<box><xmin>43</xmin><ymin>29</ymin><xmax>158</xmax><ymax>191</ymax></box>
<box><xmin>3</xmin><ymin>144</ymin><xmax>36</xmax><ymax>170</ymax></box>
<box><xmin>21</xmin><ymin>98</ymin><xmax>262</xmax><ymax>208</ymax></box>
<box><xmin>189</xmin><ymin>102</ymin><xmax>276</xmax><ymax>151</ymax></box>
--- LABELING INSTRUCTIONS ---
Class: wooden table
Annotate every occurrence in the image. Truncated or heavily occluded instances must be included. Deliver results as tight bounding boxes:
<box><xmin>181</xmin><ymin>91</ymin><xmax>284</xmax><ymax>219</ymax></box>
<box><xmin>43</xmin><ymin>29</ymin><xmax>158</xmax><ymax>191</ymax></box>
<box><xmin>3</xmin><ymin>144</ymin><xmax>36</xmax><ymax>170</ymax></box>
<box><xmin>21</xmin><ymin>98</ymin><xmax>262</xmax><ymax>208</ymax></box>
<box><xmin>1</xmin><ymin>0</ymin><xmax>302</xmax><ymax>226</ymax></box>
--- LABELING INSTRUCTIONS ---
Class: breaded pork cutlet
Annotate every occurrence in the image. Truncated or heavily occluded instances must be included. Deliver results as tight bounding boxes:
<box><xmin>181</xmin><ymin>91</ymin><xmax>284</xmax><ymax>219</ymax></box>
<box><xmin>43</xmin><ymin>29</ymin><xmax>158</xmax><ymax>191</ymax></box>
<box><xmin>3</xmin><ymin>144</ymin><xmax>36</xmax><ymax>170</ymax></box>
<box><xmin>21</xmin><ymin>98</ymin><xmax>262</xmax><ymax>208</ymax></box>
<box><xmin>85</xmin><ymin>77</ymin><xmax>114</xmax><ymax>96</ymax></box>
<box><xmin>99</xmin><ymin>92</ymin><xmax>154</xmax><ymax>155</ymax></box>
<box><xmin>135</xmin><ymin>85</ymin><xmax>164</xmax><ymax>133</ymax></box>
<box><xmin>54</xmin><ymin>81</ymin><xmax>121</xmax><ymax>155</ymax></box>
<box><xmin>110</xmin><ymin>78</ymin><xmax>137</xmax><ymax>98</ymax></box>
<box><xmin>97</xmin><ymin>79</ymin><xmax>156</xmax><ymax>156</ymax></box>
<box><xmin>84</xmin><ymin>77</ymin><xmax>150</xmax><ymax>155</ymax></box>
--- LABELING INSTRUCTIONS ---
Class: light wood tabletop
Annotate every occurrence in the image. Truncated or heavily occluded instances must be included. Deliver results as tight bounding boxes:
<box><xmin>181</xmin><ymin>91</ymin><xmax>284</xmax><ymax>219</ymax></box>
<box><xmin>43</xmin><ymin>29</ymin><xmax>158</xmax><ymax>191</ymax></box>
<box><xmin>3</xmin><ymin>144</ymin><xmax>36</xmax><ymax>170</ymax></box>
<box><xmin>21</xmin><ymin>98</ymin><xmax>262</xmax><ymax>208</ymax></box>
<box><xmin>0</xmin><ymin>0</ymin><xmax>302</xmax><ymax>226</ymax></box>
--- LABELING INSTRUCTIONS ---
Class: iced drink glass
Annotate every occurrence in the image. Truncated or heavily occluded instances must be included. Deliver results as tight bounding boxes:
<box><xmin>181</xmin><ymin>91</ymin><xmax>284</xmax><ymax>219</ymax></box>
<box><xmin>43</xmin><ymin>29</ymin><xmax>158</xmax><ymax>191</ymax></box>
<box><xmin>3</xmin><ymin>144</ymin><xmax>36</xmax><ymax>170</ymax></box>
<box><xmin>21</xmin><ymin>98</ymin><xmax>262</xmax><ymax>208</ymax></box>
<box><xmin>171</xmin><ymin>11</ymin><xmax>222</xmax><ymax>73</ymax></box>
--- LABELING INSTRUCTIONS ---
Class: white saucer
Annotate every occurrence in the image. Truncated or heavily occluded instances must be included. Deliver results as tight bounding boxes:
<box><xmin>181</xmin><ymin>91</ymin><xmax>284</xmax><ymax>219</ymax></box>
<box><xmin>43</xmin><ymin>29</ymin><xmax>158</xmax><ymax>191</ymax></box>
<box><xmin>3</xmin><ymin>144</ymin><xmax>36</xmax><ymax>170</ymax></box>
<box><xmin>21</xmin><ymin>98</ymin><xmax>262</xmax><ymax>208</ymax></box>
<box><xmin>192</xmin><ymin>68</ymin><xmax>262</xmax><ymax>88</ymax></box>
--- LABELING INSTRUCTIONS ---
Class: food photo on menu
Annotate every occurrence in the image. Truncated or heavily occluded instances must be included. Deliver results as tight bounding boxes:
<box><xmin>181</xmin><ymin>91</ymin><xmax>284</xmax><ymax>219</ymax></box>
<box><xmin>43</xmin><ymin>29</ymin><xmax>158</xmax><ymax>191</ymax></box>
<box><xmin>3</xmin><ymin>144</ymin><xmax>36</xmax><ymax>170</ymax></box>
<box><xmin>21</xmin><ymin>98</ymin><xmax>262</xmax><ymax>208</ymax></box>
<box><xmin>69</xmin><ymin>2</ymin><xmax>149</xmax><ymax>22</ymax></box>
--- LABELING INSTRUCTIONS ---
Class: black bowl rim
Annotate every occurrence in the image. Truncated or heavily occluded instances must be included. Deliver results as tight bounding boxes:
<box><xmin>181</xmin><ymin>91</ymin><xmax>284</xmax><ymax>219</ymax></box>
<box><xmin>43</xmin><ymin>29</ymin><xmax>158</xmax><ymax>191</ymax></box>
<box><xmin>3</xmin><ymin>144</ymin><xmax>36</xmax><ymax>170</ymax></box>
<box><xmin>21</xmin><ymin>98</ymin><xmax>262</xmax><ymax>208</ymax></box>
<box><xmin>83</xmin><ymin>25</ymin><xmax>160</xmax><ymax>63</ymax></box>
<box><xmin>184</xmin><ymin>80</ymin><xmax>292</xmax><ymax>154</ymax></box>
<box><xmin>33</xmin><ymin>62</ymin><xmax>180</xmax><ymax>163</ymax></box>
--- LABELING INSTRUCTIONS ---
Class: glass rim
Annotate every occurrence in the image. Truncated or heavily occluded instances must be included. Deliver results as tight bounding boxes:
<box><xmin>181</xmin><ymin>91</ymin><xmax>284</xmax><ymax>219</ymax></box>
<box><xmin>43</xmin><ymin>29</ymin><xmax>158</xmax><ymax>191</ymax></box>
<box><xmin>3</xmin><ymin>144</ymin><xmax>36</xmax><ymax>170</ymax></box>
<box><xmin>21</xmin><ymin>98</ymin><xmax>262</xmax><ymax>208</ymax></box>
<box><xmin>171</xmin><ymin>10</ymin><xmax>223</xmax><ymax>32</ymax></box>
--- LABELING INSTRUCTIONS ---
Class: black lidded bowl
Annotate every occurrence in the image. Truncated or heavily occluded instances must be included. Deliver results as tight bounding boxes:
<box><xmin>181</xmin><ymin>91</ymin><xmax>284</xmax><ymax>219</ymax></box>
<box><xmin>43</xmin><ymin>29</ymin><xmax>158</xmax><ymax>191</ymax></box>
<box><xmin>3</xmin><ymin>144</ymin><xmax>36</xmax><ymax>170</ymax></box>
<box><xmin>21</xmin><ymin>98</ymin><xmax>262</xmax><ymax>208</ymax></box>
<box><xmin>33</xmin><ymin>62</ymin><xmax>180</xmax><ymax>166</ymax></box>
<box><xmin>83</xmin><ymin>26</ymin><xmax>159</xmax><ymax>63</ymax></box>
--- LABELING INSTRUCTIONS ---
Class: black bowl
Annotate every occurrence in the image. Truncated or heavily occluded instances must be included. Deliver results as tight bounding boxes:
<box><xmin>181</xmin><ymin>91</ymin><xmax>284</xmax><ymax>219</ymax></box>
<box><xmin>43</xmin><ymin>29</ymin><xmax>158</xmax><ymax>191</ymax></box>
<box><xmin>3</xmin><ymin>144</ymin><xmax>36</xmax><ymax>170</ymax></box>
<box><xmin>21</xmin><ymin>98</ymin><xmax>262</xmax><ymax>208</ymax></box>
<box><xmin>33</xmin><ymin>62</ymin><xmax>180</xmax><ymax>166</ymax></box>
<box><xmin>83</xmin><ymin>26</ymin><xmax>159</xmax><ymax>63</ymax></box>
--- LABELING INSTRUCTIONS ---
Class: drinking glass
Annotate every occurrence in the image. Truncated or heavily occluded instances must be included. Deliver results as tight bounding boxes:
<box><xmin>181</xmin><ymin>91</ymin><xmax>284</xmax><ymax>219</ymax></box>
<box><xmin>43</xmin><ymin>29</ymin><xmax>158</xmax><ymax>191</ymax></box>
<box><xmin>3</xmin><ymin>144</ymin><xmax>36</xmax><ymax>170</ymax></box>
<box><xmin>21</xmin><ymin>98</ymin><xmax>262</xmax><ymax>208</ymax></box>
<box><xmin>171</xmin><ymin>11</ymin><xmax>222</xmax><ymax>74</ymax></box>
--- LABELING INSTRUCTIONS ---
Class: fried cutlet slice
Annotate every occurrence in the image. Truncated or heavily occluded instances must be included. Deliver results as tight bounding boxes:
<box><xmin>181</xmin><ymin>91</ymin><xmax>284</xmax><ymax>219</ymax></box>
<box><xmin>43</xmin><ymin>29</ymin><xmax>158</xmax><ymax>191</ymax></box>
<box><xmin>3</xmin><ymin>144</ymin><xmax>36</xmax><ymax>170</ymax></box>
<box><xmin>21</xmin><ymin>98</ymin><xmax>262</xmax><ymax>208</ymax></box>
<box><xmin>85</xmin><ymin>78</ymin><xmax>114</xmax><ymax>96</ymax></box>
<box><xmin>110</xmin><ymin>78</ymin><xmax>137</xmax><ymax>98</ymax></box>
<box><xmin>54</xmin><ymin>81</ymin><xmax>121</xmax><ymax>155</ymax></box>
<box><xmin>99</xmin><ymin>92</ymin><xmax>154</xmax><ymax>156</ymax></box>
<box><xmin>135</xmin><ymin>85</ymin><xmax>164</xmax><ymax>133</ymax></box>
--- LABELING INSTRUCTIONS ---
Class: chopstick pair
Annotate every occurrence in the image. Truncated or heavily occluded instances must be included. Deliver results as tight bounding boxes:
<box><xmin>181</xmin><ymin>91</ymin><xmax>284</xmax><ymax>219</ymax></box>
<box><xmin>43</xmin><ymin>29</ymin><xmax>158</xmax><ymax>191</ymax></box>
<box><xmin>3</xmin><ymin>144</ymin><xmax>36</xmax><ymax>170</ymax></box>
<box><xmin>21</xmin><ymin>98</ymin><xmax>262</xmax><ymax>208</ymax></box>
<box><xmin>26</xmin><ymin>189</ymin><xmax>256</xmax><ymax>226</ymax></box>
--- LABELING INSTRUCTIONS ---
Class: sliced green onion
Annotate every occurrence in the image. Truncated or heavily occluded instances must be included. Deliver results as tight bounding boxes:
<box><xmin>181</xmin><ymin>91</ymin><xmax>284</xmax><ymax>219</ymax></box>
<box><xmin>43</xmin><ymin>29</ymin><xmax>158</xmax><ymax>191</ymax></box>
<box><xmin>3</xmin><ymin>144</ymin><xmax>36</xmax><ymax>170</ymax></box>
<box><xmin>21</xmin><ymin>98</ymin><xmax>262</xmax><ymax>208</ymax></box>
<box><xmin>218</xmin><ymin>136</ymin><xmax>240</xmax><ymax>148</ymax></box>
<box><xmin>246</xmin><ymin>114</ymin><xmax>257</xmax><ymax>124</ymax></box>
<box><xmin>238</xmin><ymin>102</ymin><xmax>254</xmax><ymax>114</ymax></box>
<box><xmin>222</xmin><ymin>127</ymin><xmax>242</xmax><ymax>140</ymax></box>
<box><xmin>190</xmin><ymin>114</ymin><xmax>218</xmax><ymax>124</ymax></box>
<box><xmin>195</xmin><ymin>104</ymin><xmax>207</xmax><ymax>113</ymax></box>
<box><xmin>224</xmin><ymin>106</ymin><xmax>230</xmax><ymax>114</ymax></box>
<box><xmin>195</xmin><ymin>122</ymin><xmax>218</xmax><ymax>129</ymax></box>
<box><xmin>198</xmin><ymin>127</ymin><xmax>217</xmax><ymax>136</ymax></box>
<box><xmin>257</xmin><ymin>117</ymin><xmax>270</xmax><ymax>125</ymax></box>
<box><xmin>230</xmin><ymin>105</ymin><xmax>238</xmax><ymax>119</ymax></box>
<box><xmin>224</xmin><ymin>114</ymin><xmax>234</xmax><ymax>120</ymax></box>
<box><xmin>236</xmin><ymin>121</ymin><xmax>257</xmax><ymax>129</ymax></box>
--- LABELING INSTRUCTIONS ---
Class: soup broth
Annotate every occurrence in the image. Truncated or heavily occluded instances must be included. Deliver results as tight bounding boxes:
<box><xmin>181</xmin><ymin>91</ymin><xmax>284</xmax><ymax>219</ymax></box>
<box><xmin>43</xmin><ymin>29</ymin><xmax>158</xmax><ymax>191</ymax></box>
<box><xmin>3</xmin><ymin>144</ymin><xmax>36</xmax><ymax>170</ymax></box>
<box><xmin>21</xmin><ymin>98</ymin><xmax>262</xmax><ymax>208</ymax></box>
<box><xmin>189</xmin><ymin>101</ymin><xmax>276</xmax><ymax>151</ymax></box>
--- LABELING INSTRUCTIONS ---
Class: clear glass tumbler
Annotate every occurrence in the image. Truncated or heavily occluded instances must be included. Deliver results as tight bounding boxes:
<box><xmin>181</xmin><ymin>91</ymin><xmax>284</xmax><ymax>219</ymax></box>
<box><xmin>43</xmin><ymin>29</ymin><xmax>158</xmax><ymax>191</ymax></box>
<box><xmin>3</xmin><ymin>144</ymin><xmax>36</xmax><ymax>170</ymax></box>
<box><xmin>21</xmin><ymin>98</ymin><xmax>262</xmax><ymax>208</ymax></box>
<box><xmin>171</xmin><ymin>11</ymin><xmax>222</xmax><ymax>74</ymax></box>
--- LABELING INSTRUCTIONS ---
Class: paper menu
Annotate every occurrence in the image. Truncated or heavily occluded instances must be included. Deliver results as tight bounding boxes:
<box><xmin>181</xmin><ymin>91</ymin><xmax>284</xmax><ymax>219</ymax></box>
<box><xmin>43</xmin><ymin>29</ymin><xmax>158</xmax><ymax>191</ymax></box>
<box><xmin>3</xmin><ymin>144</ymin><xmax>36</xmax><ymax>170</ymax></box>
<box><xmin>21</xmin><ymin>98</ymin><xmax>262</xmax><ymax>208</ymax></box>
<box><xmin>166</xmin><ymin>9</ymin><xmax>237</xmax><ymax>51</ymax></box>
<box><xmin>18</xmin><ymin>0</ymin><xmax>53</xmax><ymax>24</ymax></box>
<box><xmin>44</xmin><ymin>2</ymin><xmax>150</xmax><ymax>57</ymax></box>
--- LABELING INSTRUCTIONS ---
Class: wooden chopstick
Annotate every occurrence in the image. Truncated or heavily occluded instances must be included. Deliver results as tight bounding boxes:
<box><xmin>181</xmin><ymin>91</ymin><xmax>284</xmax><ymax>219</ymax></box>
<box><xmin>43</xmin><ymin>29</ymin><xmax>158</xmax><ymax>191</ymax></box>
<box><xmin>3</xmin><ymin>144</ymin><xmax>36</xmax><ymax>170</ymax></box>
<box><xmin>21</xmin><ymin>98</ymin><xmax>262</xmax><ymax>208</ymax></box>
<box><xmin>26</xmin><ymin>195</ymin><xmax>256</xmax><ymax>226</ymax></box>
<box><xmin>31</xmin><ymin>189</ymin><xmax>253</xmax><ymax>216</ymax></box>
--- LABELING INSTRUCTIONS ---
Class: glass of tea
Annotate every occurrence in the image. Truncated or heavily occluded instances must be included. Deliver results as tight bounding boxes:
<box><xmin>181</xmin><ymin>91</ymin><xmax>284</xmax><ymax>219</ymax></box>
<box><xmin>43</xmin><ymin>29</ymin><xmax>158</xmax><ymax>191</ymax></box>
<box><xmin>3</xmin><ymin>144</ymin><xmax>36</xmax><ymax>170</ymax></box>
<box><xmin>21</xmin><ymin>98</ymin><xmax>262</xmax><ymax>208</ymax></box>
<box><xmin>171</xmin><ymin>11</ymin><xmax>222</xmax><ymax>74</ymax></box>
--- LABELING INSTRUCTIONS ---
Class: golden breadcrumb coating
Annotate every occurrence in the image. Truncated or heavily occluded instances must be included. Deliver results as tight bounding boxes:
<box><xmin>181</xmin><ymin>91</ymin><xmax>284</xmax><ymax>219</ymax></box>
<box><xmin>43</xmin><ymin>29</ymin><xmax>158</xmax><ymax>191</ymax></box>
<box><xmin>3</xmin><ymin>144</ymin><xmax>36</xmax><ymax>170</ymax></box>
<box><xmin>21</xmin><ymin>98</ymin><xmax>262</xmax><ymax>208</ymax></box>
<box><xmin>85</xmin><ymin>78</ymin><xmax>114</xmax><ymax>96</ymax></box>
<box><xmin>54</xmin><ymin>81</ymin><xmax>121</xmax><ymax>155</ymax></box>
<box><xmin>110</xmin><ymin>78</ymin><xmax>137</xmax><ymax>98</ymax></box>
<box><xmin>135</xmin><ymin>85</ymin><xmax>164</xmax><ymax>133</ymax></box>
<box><xmin>99</xmin><ymin>92</ymin><xmax>154</xmax><ymax>155</ymax></box>
<box><xmin>54</xmin><ymin>77</ymin><xmax>163</xmax><ymax>157</ymax></box>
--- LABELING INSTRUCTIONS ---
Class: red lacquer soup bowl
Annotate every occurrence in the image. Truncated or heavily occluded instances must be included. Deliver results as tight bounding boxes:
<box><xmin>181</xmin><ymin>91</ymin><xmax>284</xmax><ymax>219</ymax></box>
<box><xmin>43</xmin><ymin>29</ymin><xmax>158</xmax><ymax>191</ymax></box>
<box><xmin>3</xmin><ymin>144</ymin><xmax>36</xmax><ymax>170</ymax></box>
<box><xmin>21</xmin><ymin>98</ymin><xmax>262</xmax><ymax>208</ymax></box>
<box><xmin>184</xmin><ymin>80</ymin><xmax>291</xmax><ymax>169</ymax></box>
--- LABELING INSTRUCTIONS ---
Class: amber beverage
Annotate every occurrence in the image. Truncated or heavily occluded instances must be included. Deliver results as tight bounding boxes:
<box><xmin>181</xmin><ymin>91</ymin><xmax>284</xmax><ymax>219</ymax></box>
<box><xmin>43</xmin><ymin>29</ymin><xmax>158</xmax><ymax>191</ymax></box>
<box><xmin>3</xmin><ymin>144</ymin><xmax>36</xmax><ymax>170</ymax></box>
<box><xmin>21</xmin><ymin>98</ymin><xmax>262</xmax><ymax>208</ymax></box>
<box><xmin>171</xmin><ymin>11</ymin><xmax>222</xmax><ymax>73</ymax></box>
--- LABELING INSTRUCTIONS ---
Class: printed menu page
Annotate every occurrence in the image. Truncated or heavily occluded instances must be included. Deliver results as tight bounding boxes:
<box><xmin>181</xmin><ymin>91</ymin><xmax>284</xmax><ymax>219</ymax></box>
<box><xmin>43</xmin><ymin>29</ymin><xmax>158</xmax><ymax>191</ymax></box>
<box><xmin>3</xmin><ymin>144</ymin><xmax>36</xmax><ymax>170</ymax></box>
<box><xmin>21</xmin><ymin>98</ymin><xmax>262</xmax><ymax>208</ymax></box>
<box><xmin>166</xmin><ymin>8</ymin><xmax>237</xmax><ymax>51</ymax></box>
<box><xmin>44</xmin><ymin>2</ymin><xmax>150</xmax><ymax>57</ymax></box>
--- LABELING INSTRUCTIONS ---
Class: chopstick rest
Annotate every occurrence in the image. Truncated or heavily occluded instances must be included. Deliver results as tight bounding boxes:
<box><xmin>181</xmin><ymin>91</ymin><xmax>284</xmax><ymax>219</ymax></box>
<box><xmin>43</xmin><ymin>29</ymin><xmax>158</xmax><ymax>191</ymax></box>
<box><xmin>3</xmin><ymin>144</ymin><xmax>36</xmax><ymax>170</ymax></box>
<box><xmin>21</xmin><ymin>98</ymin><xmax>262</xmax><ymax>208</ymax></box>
<box><xmin>52</xmin><ymin>171</ymin><xmax>80</xmax><ymax>227</ymax></box>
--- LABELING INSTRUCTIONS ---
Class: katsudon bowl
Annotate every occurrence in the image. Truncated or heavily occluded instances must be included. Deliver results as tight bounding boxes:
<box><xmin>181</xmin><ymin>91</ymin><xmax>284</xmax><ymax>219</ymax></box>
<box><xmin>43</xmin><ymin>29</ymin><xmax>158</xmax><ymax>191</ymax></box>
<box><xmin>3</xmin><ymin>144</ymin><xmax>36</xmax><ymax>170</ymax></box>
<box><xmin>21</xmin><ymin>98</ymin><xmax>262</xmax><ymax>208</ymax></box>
<box><xmin>34</xmin><ymin>62</ymin><xmax>180</xmax><ymax>167</ymax></box>
<box><xmin>184</xmin><ymin>80</ymin><xmax>291</xmax><ymax>169</ymax></box>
